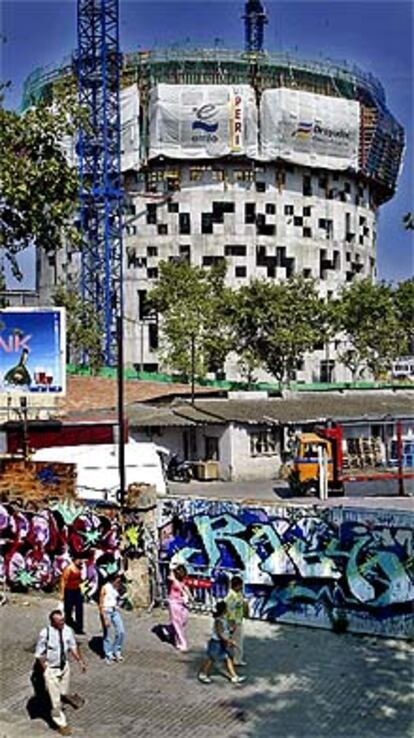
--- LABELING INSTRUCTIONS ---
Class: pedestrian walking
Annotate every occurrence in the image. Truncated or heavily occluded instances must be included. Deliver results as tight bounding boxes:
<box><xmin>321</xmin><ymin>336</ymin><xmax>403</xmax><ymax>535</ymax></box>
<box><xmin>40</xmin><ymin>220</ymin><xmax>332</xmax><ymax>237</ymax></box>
<box><xmin>198</xmin><ymin>601</ymin><xmax>246</xmax><ymax>685</ymax></box>
<box><xmin>225</xmin><ymin>574</ymin><xmax>249</xmax><ymax>666</ymax></box>
<box><xmin>60</xmin><ymin>557</ymin><xmax>85</xmax><ymax>635</ymax></box>
<box><xmin>34</xmin><ymin>609</ymin><xmax>87</xmax><ymax>736</ymax></box>
<box><xmin>167</xmin><ymin>564</ymin><xmax>192</xmax><ymax>652</ymax></box>
<box><xmin>99</xmin><ymin>573</ymin><xmax>125</xmax><ymax>664</ymax></box>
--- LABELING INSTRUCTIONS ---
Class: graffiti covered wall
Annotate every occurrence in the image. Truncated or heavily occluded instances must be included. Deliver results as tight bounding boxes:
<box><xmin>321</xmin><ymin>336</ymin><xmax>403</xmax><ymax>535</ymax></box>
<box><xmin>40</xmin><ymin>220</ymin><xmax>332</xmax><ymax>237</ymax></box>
<box><xmin>158</xmin><ymin>498</ymin><xmax>414</xmax><ymax>638</ymax></box>
<box><xmin>0</xmin><ymin>500</ymin><xmax>151</xmax><ymax>596</ymax></box>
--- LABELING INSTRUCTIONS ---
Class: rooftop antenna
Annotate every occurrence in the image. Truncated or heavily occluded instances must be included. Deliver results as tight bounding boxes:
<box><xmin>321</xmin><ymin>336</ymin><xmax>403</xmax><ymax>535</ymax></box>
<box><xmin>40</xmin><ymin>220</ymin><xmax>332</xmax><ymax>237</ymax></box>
<box><xmin>243</xmin><ymin>0</ymin><xmax>268</xmax><ymax>53</ymax></box>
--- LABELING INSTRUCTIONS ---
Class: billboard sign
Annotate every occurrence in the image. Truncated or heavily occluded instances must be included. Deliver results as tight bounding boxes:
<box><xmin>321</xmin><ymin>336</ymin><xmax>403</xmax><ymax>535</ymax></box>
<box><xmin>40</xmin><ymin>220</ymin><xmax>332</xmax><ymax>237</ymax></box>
<box><xmin>260</xmin><ymin>88</ymin><xmax>360</xmax><ymax>170</ymax></box>
<box><xmin>149</xmin><ymin>84</ymin><xmax>257</xmax><ymax>159</ymax></box>
<box><xmin>0</xmin><ymin>308</ymin><xmax>66</xmax><ymax>396</ymax></box>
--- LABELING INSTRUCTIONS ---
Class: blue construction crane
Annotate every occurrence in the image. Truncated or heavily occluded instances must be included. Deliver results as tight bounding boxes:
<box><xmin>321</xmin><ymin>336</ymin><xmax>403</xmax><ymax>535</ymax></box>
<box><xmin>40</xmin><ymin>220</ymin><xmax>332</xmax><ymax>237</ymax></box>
<box><xmin>243</xmin><ymin>0</ymin><xmax>268</xmax><ymax>53</ymax></box>
<box><xmin>75</xmin><ymin>0</ymin><xmax>123</xmax><ymax>366</ymax></box>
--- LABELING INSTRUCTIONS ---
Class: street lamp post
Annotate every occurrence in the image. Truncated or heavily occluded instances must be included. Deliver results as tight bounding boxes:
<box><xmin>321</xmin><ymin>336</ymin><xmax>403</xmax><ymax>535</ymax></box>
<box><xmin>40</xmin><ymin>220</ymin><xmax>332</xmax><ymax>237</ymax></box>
<box><xmin>117</xmin><ymin>313</ymin><xmax>126</xmax><ymax>508</ymax></box>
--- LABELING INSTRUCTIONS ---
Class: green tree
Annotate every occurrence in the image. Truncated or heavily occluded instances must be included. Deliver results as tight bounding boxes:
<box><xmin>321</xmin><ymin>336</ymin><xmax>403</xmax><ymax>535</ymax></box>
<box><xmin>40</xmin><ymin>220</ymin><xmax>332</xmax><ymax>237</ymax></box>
<box><xmin>148</xmin><ymin>259</ymin><xmax>235</xmax><ymax>380</ymax></box>
<box><xmin>233</xmin><ymin>275</ymin><xmax>325</xmax><ymax>387</ymax></box>
<box><xmin>53</xmin><ymin>284</ymin><xmax>103</xmax><ymax>374</ymax></box>
<box><xmin>0</xmin><ymin>85</ymin><xmax>80</xmax><ymax>281</ymax></box>
<box><xmin>393</xmin><ymin>278</ymin><xmax>414</xmax><ymax>355</ymax></box>
<box><xmin>337</xmin><ymin>278</ymin><xmax>404</xmax><ymax>380</ymax></box>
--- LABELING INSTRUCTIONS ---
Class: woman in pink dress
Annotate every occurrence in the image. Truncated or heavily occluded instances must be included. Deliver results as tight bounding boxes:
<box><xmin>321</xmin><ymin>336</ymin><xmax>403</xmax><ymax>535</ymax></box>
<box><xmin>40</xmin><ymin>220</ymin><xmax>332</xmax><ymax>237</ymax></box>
<box><xmin>168</xmin><ymin>564</ymin><xmax>192</xmax><ymax>652</ymax></box>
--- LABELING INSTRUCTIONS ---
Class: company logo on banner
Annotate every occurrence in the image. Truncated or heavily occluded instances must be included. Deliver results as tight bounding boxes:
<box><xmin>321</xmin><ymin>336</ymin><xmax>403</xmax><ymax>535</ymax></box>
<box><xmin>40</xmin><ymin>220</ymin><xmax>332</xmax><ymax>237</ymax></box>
<box><xmin>191</xmin><ymin>104</ymin><xmax>219</xmax><ymax>142</ymax></box>
<box><xmin>292</xmin><ymin>120</ymin><xmax>351</xmax><ymax>145</ymax></box>
<box><xmin>231</xmin><ymin>91</ymin><xmax>244</xmax><ymax>152</ymax></box>
<box><xmin>292</xmin><ymin>121</ymin><xmax>313</xmax><ymax>140</ymax></box>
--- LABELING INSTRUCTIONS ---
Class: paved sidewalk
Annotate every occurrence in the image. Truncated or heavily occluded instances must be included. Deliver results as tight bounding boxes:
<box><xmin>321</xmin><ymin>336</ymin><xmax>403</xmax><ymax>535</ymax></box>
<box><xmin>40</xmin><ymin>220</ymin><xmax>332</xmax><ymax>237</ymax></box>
<box><xmin>0</xmin><ymin>594</ymin><xmax>412</xmax><ymax>738</ymax></box>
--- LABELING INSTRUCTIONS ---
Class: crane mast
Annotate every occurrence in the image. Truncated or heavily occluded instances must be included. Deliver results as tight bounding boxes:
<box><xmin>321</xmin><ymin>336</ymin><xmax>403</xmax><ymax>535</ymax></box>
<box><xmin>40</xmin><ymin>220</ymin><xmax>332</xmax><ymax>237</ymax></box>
<box><xmin>75</xmin><ymin>0</ymin><xmax>123</xmax><ymax>365</ymax></box>
<box><xmin>243</xmin><ymin>0</ymin><xmax>268</xmax><ymax>53</ymax></box>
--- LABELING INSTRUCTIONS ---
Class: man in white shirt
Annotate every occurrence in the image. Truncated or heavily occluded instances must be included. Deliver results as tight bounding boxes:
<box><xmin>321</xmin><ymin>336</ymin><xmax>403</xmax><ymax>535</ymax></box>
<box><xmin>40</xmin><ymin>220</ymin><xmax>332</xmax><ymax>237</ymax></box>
<box><xmin>35</xmin><ymin>609</ymin><xmax>87</xmax><ymax>736</ymax></box>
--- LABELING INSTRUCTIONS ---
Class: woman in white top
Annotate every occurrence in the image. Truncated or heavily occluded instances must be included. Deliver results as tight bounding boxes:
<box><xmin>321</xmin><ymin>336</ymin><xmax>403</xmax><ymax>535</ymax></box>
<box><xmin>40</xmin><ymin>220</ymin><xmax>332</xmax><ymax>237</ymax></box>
<box><xmin>99</xmin><ymin>574</ymin><xmax>125</xmax><ymax>664</ymax></box>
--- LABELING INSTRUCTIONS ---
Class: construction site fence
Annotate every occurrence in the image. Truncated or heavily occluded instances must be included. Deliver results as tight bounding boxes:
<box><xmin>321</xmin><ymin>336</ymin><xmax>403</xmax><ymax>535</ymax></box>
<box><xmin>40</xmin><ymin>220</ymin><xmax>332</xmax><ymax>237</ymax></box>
<box><xmin>66</xmin><ymin>364</ymin><xmax>414</xmax><ymax>393</ymax></box>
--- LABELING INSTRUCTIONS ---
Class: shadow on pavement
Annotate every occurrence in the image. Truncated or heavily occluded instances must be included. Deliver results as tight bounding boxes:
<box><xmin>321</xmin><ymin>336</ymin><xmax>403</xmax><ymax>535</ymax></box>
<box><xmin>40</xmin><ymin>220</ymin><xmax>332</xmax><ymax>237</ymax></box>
<box><xmin>88</xmin><ymin>635</ymin><xmax>105</xmax><ymax>659</ymax></box>
<box><xmin>26</xmin><ymin>664</ymin><xmax>54</xmax><ymax>731</ymax></box>
<box><xmin>226</xmin><ymin>628</ymin><xmax>412</xmax><ymax>738</ymax></box>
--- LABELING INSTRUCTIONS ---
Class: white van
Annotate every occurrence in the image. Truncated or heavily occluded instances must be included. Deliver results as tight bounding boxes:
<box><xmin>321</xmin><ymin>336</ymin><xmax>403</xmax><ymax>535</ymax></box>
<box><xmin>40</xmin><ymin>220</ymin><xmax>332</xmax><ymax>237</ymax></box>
<box><xmin>32</xmin><ymin>439</ymin><xmax>168</xmax><ymax>504</ymax></box>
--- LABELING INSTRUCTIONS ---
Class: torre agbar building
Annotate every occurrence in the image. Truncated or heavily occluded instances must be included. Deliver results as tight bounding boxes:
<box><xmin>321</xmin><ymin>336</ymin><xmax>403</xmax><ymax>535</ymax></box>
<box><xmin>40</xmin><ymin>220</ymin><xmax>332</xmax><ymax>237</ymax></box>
<box><xmin>29</xmin><ymin>43</ymin><xmax>404</xmax><ymax>382</ymax></box>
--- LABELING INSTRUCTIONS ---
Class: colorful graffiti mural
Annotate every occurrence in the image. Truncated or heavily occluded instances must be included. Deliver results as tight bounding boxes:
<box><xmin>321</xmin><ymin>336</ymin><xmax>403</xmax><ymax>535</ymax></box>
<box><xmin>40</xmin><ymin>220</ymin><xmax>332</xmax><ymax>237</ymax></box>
<box><xmin>0</xmin><ymin>500</ymin><xmax>147</xmax><ymax>596</ymax></box>
<box><xmin>157</xmin><ymin>499</ymin><xmax>414</xmax><ymax>638</ymax></box>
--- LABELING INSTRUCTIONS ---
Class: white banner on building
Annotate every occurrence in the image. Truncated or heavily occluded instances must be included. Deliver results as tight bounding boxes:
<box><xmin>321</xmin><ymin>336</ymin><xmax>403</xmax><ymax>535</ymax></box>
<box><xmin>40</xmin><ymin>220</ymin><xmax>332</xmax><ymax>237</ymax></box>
<box><xmin>120</xmin><ymin>84</ymin><xmax>140</xmax><ymax>171</ymax></box>
<box><xmin>61</xmin><ymin>84</ymin><xmax>140</xmax><ymax>172</ymax></box>
<box><xmin>149</xmin><ymin>84</ymin><xmax>257</xmax><ymax>159</ymax></box>
<box><xmin>260</xmin><ymin>88</ymin><xmax>360</xmax><ymax>170</ymax></box>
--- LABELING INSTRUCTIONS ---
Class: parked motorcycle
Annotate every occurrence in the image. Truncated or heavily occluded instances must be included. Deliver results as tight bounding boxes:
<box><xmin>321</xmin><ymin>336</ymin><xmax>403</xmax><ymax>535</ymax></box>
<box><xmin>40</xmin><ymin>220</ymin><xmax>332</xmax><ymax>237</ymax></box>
<box><xmin>167</xmin><ymin>455</ymin><xmax>193</xmax><ymax>483</ymax></box>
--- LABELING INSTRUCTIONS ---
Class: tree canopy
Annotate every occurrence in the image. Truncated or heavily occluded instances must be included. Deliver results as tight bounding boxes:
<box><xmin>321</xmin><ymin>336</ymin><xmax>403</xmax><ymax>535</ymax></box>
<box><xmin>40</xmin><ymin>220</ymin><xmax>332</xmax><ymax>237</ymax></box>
<box><xmin>0</xmin><ymin>85</ymin><xmax>80</xmax><ymax>281</ymax></box>
<box><xmin>148</xmin><ymin>259</ymin><xmax>235</xmax><ymax>380</ymax></box>
<box><xmin>337</xmin><ymin>278</ymin><xmax>405</xmax><ymax>380</ymax></box>
<box><xmin>53</xmin><ymin>284</ymin><xmax>103</xmax><ymax>374</ymax></box>
<box><xmin>148</xmin><ymin>264</ymin><xmax>413</xmax><ymax>385</ymax></box>
<box><xmin>393</xmin><ymin>278</ymin><xmax>414</xmax><ymax>356</ymax></box>
<box><xmin>233</xmin><ymin>275</ymin><xmax>325</xmax><ymax>386</ymax></box>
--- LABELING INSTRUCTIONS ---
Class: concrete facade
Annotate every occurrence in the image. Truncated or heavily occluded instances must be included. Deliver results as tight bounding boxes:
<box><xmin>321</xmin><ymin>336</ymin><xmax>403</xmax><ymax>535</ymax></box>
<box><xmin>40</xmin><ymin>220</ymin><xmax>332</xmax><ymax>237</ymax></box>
<box><xmin>37</xmin><ymin>160</ymin><xmax>377</xmax><ymax>383</ymax></box>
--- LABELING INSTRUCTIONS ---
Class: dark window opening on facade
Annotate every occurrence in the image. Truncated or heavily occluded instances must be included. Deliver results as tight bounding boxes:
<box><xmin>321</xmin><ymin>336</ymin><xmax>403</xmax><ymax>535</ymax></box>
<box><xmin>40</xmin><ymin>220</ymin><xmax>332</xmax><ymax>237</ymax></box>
<box><xmin>179</xmin><ymin>244</ymin><xmax>191</xmax><ymax>259</ymax></box>
<box><xmin>212</xmin><ymin>201</ymin><xmax>235</xmax><ymax>223</ymax></box>
<box><xmin>179</xmin><ymin>212</ymin><xmax>191</xmax><ymax>234</ymax></box>
<box><xmin>148</xmin><ymin>322</ymin><xmax>158</xmax><ymax>350</ymax></box>
<box><xmin>138</xmin><ymin>289</ymin><xmax>148</xmax><ymax>320</ymax></box>
<box><xmin>201</xmin><ymin>213</ymin><xmax>214</xmax><ymax>234</ymax></box>
<box><xmin>235</xmin><ymin>265</ymin><xmax>247</xmax><ymax>278</ymax></box>
<box><xmin>303</xmin><ymin>176</ymin><xmax>312</xmax><ymax>196</ymax></box>
<box><xmin>202</xmin><ymin>255</ymin><xmax>225</xmax><ymax>266</ymax></box>
<box><xmin>157</xmin><ymin>224</ymin><xmax>168</xmax><ymax>235</ymax></box>
<box><xmin>256</xmin><ymin>182</ymin><xmax>266</xmax><ymax>192</ymax></box>
<box><xmin>265</xmin><ymin>203</ymin><xmax>276</xmax><ymax>215</ymax></box>
<box><xmin>146</xmin><ymin>204</ymin><xmax>157</xmax><ymax>224</ymax></box>
<box><xmin>225</xmin><ymin>245</ymin><xmax>247</xmax><ymax>256</ymax></box>
<box><xmin>245</xmin><ymin>203</ymin><xmax>256</xmax><ymax>224</ymax></box>
<box><xmin>256</xmin><ymin>214</ymin><xmax>276</xmax><ymax>236</ymax></box>
<box><xmin>320</xmin><ymin>360</ymin><xmax>335</xmax><ymax>383</ymax></box>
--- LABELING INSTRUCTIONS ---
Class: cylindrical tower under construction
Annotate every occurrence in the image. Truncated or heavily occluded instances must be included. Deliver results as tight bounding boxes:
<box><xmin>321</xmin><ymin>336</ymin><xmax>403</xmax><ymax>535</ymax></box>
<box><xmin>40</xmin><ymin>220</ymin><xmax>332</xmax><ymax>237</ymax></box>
<box><xmin>28</xmin><ymin>38</ymin><xmax>404</xmax><ymax>382</ymax></box>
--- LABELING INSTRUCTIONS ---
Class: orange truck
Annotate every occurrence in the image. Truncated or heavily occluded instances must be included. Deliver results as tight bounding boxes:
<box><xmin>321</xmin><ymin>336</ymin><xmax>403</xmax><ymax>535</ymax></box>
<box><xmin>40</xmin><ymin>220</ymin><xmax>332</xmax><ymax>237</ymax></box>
<box><xmin>288</xmin><ymin>422</ymin><xmax>412</xmax><ymax>497</ymax></box>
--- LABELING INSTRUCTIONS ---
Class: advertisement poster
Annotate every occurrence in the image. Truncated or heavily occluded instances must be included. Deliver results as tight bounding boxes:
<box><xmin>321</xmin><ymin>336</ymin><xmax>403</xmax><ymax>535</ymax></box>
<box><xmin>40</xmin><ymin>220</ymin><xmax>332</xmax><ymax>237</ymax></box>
<box><xmin>149</xmin><ymin>83</ymin><xmax>257</xmax><ymax>159</ymax></box>
<box><xmin>0</xmin><ymin>308</ymin><xmax>66</xmax><ymax>395</ymax></box>
<box><xmin>260</xmin><ymin>88</ymin><xmax>360</xmax><ymax>170</ymax></box>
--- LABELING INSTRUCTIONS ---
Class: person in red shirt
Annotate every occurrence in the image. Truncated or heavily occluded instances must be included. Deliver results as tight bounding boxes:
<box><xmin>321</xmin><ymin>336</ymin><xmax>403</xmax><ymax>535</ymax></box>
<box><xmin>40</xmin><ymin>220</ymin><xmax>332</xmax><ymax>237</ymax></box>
<box><xmin>60</xmin><ymin>558</ymin><xmax>85</xmax><ymax>635</ymax></box>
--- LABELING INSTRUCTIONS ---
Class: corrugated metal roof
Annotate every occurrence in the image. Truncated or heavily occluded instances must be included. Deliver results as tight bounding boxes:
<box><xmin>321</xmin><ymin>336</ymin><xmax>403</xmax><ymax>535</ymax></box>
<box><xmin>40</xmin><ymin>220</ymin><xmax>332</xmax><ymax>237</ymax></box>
<box><xmin>125</xmin><ymin>391</ymin><xmax>414</xmax><ymax>428</ymax></box>
<box><xmin>127</xmin><ymin>403</ymin><xmax>198</xmax><ymax>427</ymax></box>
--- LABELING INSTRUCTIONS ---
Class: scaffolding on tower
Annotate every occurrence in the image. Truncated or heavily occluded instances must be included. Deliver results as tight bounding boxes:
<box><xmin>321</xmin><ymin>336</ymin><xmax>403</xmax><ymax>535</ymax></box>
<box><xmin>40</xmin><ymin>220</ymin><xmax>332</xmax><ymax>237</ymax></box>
<box><xmin>75</xmin><ymin>0</ymin><xmax>123</xmax><ymax>365</ymax></box>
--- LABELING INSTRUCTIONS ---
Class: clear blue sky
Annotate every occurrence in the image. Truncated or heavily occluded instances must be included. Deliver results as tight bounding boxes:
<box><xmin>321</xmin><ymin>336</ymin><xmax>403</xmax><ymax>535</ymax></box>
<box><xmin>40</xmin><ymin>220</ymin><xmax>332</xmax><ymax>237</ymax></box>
<box><xmin>2</xmin><ymin>0</ymin><xmax>413</xmax><ymax>285</ymax></box>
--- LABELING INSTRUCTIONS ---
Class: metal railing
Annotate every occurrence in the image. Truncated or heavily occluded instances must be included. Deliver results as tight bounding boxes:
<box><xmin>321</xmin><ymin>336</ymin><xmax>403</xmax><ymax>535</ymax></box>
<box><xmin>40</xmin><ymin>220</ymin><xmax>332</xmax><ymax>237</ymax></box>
<box><xmin>157</xmin><ymin>562</ymin><xmax>242</xmax><ymax>613</ymax></box>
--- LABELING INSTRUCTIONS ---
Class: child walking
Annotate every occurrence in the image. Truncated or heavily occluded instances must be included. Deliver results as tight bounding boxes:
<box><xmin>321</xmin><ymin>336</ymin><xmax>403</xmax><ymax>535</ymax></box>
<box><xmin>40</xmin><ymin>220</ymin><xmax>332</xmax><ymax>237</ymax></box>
<box><xmin>198</xmin><ymin>601</ymin><xmax>246</xmax><ymax>685</ymax></box>
<box><xmin>225</xmin><ymin>574</ymin><xmax>248</xmax><ymax>666</ymax></box>
<box><xmin>167</xmin><ymin>564</ymin><xmax>192</xmax><ymax>652</ymax></box>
